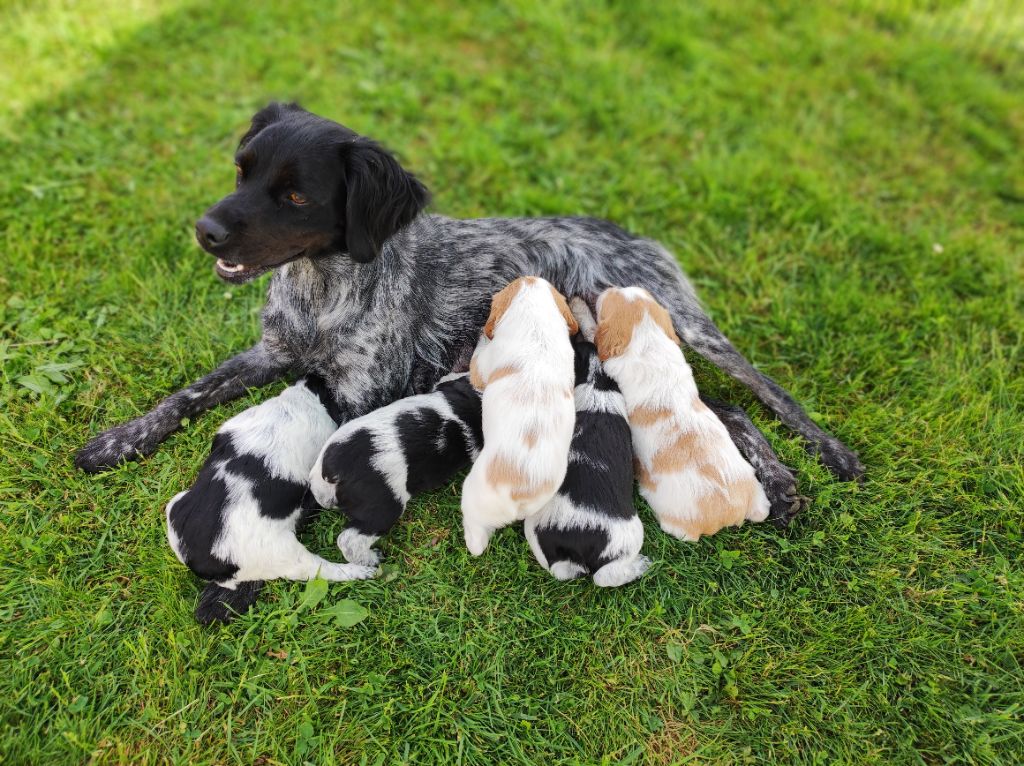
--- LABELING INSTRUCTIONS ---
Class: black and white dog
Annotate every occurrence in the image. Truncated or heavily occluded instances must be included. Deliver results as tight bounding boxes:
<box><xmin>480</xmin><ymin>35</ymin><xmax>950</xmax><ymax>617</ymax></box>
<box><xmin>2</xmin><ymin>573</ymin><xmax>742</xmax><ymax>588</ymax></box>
<box><xmin>309</xmin><ymin>372</ymin><xmax>482</xmax><ymax>566</ymax></box>
<box><xmin>77</xmin><ymin>102</ymin><xmax>841</xmax><ymax>528</ymax></box>
<box><xmin>524</xmin><ymin>300</ymin><xmax>649</xmax><ymax>586</ymax></box>
<box><xmin>166</xmin><ymin>376</ymin><xmax>375</xmax><ymax>624</ymax></box>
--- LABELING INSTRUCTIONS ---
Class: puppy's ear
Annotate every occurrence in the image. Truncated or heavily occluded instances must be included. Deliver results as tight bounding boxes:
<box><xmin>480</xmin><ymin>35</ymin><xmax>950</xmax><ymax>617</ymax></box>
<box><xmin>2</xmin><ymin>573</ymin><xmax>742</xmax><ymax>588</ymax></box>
<box><xmin>238</xmin><ymin>102</ymin><xmax>304</xmax><ymax>149</ymax></box>
<box><xmin>549</xmin><ymin>286</ymin><xmax>580</xmax><ymax>336</ymax></box>
<box><xmin>469</xmin><ymin>352</ymin><xmax>486</xmax><ymax>390</ymax></box>
<box><xmin>483</xmin><ymin>279</ymin><xmax>525</xmax><ymax>340</ymax></box>
<box><xmin>341</xmin><ymin>138</ymin><xmax>430</xmax><ymax>264</ymax></box>
<box><xmin>643</xmin><ymin>297</ymin><xmax>680</xmax><ymax>345</ymax></box>
<box><xmin>594</xmin><ymin>290</ymin><xmax>637</xmax><ymax>361</ymax></box>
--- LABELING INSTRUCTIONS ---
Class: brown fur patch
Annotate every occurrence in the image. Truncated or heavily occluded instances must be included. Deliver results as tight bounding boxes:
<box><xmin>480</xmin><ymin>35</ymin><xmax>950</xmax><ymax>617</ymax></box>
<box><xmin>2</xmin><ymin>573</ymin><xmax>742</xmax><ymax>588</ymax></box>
<box><xmin>691</xmin><ymin>396</ymin><xmax>710</xmax><ymax>414</ymax></box>
<box><xmin>635</xmin><ymin>458</ymin><xmax>657</xmax><ymax>491</ymax></box>
<box><xmin>650</xmin><ymin>429</ymin><xmax>702</xmax><ymax>474</ymax></box>
<box><xmin>483</xmin><ymin>279</ymin><xmax>526</xmax><ymax>339</ymax></box>
<box><xmin>697</xmin><ymin>462</ymin><xmax>726</xmax><ymax>484</ymax></box>
<box><xmin>523</xmin><ymin>430</ymin><xmax>539</xmax><ymax>448</ymax></box>
<box><xmin>469</xmin><ymin>356</ymin><xmax>485</xmax><ymax>390</ymax></box>
<box><xmin>594</xmin><ymin>288</ymin><xmax>680</xmax><ymax>361</ymax></box>
<box><xmin>629</xmin><ymin>404</ymin><xmax>673</xmax><ymax>427</ymax></box>
<box><xmin>511</xmin><ymin>479</ymin><xmax>556</xmax><ymax>502</ymax></box>
<box><xmin>489</xmin><ymin>364</ymin><xmax>520</xmax><ymax>384</ymax></box>
<box><xmin>639</xmin><ymin>295</ymin><xmax>680</xmax><ymax>344</ymax></box>
<box><xmin>594</xmin><ymin>289</ymin><xmax>639</xmax><ymax>361</ymax></box>
<box><xmin>695</xmin><ymin>477</ymin><xmax>756</xmax><ymax>531</ymax></box>
<box><xmin>660</xmin><ymin>475</ymin><xmax>756</xmax><ymax>540</ymax></box>
<box><xmin>485</xmin><ymin>454</ymin><xmax>554</xmax><ymax>502</ymax></box>
<box><xmin>486</xmin><ymin>453</ymin><xmax>529</xmax><ymax>488</ymax></box>
<box><xmin>548</xmin><ymin>284</ymin><xmax>580</xmax><ymax>336</ymax></box>
<box><xmin>660</xmin><ymin>514</ymin><xmax>725</xmax><ymax>542</ymax></box>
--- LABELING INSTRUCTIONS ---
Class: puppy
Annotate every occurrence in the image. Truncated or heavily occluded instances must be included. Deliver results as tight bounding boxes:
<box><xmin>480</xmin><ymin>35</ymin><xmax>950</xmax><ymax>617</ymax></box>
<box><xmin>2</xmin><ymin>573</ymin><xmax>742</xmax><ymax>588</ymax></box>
<box><xmin>309</xmin><ymin>372</ymin><xmax>483</xmax><ymax>566</ymax></box>
<box><xmin>166</xmin><ymin>376</ymin><xmax>375</xmax><ymax>623</ymax></box>
<box><xmin>524</xmin><ymin>299</ymin><xmax>650</xmax><ymax>586</ymax></box>
<box><xmin>595</xmin><ymin>287</ymin><xmax>770</xmax><ymax>540</ymax></box>
<box><xmin>460</xmin><ymin>277</ymin><xmax>578</xmax><ymax>555</ymax></box>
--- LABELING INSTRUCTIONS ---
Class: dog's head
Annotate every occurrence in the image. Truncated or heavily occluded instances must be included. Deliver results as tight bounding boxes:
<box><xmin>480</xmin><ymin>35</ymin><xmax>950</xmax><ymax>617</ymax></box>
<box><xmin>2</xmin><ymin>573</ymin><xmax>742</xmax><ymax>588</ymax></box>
<box><xmin>195</xmin><ymin>102</ymin><xmax>430</xmax><ymax>283</ymax></box>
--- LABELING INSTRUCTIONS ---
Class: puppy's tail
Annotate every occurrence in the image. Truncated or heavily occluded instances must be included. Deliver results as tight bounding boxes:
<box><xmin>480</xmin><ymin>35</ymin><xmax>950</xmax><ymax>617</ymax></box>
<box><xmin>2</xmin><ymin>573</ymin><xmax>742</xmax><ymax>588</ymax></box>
<box><xmin>194</xmin><ymin>580</ymin><xmax>264</xmax><ymax>625</ymax></box>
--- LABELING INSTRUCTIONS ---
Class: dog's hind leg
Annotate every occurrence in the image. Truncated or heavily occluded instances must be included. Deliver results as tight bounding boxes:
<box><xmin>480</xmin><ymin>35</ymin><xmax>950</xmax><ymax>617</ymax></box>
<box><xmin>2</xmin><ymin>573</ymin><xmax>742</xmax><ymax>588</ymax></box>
<box><xmin>701</xmin><ymin>396</ymin><xmax>810</xmax><ymax>528</ymax></box>
<box><xmin>645</xmin><ymin>267</ymin><xmax>863</xmax><ymax>481</ymax></box>
<box><xmin>592</xmin><ymin>555</ymin><xmax>652</xmax><ymax>587</ymax></box>
<box><xmin>195</xmin><ymin>580</ymin><xmax>264</xmax><ymax>625</ymax></box>
<box><xmin>548</xmin><ymin>560</ymin><xmax>588</xmax><ymax>581</ymax></box>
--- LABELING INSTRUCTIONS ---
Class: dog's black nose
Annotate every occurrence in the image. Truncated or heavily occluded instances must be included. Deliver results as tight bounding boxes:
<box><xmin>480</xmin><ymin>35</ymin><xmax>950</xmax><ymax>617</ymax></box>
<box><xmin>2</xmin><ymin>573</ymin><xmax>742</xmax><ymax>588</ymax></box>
<box><xmin>196</xmin><ymin>217</ymin><xmax>230</xmax><ymax>249</ymax></box>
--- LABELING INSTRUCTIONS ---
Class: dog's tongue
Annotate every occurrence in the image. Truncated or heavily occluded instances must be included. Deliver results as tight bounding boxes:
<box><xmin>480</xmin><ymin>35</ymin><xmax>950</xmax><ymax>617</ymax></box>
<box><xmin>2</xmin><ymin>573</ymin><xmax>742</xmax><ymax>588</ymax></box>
<box><xmin>217</xmin><ymin>259</ymin><xmax>246</xmax><ymax>273</ymax></box>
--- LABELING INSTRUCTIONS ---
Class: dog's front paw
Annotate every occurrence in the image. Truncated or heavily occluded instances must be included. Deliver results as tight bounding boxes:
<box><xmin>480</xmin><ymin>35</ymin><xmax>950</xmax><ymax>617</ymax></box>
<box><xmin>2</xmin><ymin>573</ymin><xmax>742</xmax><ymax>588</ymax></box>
<box><xmin>760</xmin><ymin>464</ymin><xmax>810</xmax><ymax>529</ymax></box>
<box><xmin>336</xmin><ymin>529</ymin><xmax>381</xmax><ymax>567</ymax></box>
<box><xmin>75</xmin><ymin>417</ymin><xmax>165</xmax><ymax>473</ymax></box>
<box><xmin>815</xmin><ymin>437</ymin><xmax>865</xmax><ymax>482</ymax></box>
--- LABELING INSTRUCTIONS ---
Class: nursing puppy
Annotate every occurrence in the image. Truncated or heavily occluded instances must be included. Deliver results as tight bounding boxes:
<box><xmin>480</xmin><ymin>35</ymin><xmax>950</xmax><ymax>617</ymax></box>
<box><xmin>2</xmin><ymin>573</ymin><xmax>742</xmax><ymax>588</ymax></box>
<box><xmin>309</xmin><ymin>372</ymin><xmax>483</xmax><ymax>566</ymax></box>
<box><xmin>461</xmin><ymin>277</ymin><xmax>578</xmax><ymax>555</ymax></box>
<box><xmin>524</xmin><ymin>299</ymin><xmax>650</xmax><ymax>586</ymax></box>
<box><xmin>166</xmin><ymin>376</ymin><xmax>375</xmax><ymax>624</ymax></box>
<box><xmin>595</xmin><ymin>287</ymin><xmax>770</xmax><ymax>540</ymax></box>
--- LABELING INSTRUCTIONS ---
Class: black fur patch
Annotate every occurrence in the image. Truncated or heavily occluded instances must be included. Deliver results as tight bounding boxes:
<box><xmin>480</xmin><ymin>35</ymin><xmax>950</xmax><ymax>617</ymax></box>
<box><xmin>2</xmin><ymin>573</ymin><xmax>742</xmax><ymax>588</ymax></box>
<box><xmin>396</xmin><ymin>409</ymin><xmax>473</xmax><ymax>495</ymax></box>
<box><xmin>437</xmin><ymin>376</ymin><xmax>483</xmax><ymax>449</ymax></box>
<box><xmin>167</xmin><ymin>432</ymin><xmax>239</xmax><ymax>583</ymax></box>
<box><xmin>321</xmin><ymin>429</ymin><xmax>404</xmax><ymax>536</ymax></box>
<box><xmin>534</xmin><ymin>525</ymin><xmax>619</xmax><ymax>573</ymax></box>
<box><xmin>560</xmin><ymin>412</ymin><xmax>634</xmax><ymax>518</ymax></box>
<box><xmin>195</xmin><ymin>580</ymin><xmax>264</xmax><ymax>625</ymax></box>
<box><xmin>221</xmin><ymin>450</ymin><xmax>308</xmax><ymax>521</ymax></box>
<box><xmin>300</xmin><ymin>374</ymin><xmax>346</xmax><ymax>424</ymax></box>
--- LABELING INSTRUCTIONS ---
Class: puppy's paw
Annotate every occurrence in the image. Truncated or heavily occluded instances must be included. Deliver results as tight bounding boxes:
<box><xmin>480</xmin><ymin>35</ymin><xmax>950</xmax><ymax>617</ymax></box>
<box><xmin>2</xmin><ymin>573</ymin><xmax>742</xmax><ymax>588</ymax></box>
<box><xmin>336</xmin><ymin>529</ymin><xmax>381</xmax><ymax>567</ymax></box>
<box><xmin>194</xmin><ymin>581</ymin><xmax>263</xmax><ymax>625</ymax></box>
<box><xmin>815</xmin><ymin>437</ymin><xmax>865</xmax><ymax>482</ymax></box>
<box><xmin>464</xmin><ymin>525</ymin><xmax>491</xmax><ymax>556</ymax></box>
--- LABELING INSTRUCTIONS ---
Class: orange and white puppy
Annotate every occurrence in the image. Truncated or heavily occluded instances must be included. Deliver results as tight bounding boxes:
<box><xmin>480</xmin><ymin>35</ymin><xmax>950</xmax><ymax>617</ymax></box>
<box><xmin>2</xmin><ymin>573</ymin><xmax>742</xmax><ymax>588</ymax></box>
<box><xmin>595</xmin><ymin>286</ymin><xmax>770</xmax><ymax>540</ymax></box>
<box><xmin>461</xmin><ymin>277</ymin><xmax>579</xmax><ymax>555</ymax></box>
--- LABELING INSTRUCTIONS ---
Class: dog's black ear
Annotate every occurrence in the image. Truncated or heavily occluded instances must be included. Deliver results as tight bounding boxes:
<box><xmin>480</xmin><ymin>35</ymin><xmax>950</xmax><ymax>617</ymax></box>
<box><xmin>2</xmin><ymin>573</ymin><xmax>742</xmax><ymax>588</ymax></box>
<box><xmin>238</xmin><ymin>102</ymin><xmax>304</xmax><ymax>149</ymax></box>
<box><xmin>342</xmin><ymin>138</ymin><xmax>430</xmax><ymax>264</ymax></box>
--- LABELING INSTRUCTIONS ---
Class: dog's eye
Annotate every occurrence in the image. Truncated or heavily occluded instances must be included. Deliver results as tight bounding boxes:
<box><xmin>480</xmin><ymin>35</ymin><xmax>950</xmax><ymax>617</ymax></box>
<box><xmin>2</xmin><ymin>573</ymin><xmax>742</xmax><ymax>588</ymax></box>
<box><xmin>288</xmin><ymin>191</ymin><xmax>308</xmax><ymax>206</ymax></box>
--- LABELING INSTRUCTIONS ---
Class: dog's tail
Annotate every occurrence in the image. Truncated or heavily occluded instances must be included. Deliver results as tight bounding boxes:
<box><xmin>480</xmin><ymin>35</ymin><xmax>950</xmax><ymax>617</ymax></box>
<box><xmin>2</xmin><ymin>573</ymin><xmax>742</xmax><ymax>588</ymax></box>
<box><xmin>194</xmin><ymin>581</ymin><xmax>264</xmax><ymax>625</ymax></box>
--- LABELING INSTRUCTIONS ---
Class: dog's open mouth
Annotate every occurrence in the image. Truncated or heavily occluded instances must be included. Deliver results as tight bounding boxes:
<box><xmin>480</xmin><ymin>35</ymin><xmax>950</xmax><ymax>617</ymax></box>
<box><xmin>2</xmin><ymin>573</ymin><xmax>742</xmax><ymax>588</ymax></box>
<box><xmin>215</xmin><ymin>258</ymin><xmax>268</xmax><ymax>283</ymax></box>
<box><xmin>214</xmin><ymin>251</ymin><xmax>306</xmax><ymax>283</ymax></box>
<box><xmin>216</xmin><ymin>259</ymin><xmax>248</xmax><ymax>275</ymax></box>
<box><xmin>215</xmin><ymin>249</ymin><xmax>307</xmax><ymax>282</ymax></box>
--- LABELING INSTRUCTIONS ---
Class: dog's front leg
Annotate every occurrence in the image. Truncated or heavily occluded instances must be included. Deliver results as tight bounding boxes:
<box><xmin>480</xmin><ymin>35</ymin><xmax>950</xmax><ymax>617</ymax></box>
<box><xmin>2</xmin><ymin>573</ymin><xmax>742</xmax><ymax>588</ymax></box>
<box><xmin>75</xmin><ymin>342</ymin><xmax>288</xmax><ymax>473</ymax></box>
<box><xmin>700</xmin><ymin>396</ymin><xmax>811</xmax><ymax>529</ymax></box>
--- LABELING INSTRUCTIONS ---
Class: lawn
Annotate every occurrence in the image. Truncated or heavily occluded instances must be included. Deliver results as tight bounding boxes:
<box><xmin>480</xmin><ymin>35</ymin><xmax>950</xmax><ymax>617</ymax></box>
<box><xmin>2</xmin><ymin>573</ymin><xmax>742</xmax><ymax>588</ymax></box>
<box><xmin>1</xmin><ymin>0</ymin><xmax>1022</xmax><ymax>763</ymax></box>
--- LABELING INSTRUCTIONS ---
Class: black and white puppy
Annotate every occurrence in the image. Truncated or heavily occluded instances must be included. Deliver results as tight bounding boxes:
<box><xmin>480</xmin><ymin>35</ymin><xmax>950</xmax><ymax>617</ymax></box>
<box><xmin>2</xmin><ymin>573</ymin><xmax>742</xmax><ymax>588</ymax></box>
<box><xmin>309</xmin><ymin>372</ymin><xmax>482</xmax><ymax>566</ymax></box>
<box><xmin>524</xmin><ymin>299</ymin><xmax>650</xmax><ymax>586</ymax></box>
<box><xmin>166</xmin><ymin>376</ymin><xmax>375</xmax><ymax>624</ymax></box>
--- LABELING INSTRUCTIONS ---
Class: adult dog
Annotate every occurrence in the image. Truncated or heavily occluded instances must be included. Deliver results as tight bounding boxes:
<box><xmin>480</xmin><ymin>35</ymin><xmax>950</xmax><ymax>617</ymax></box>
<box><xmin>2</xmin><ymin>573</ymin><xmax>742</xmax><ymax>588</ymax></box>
<box><xmin>75</xmin><ymin>103</ymin><xmax>859</xmax><ymax>522</ymax></box>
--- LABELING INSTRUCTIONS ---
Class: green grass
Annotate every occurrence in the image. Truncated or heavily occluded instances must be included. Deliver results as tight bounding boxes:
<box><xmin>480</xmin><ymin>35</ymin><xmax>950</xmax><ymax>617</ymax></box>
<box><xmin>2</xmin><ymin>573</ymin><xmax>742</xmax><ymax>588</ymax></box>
<box><xmin>2</xmin><ymin>0</ymin><xmax>1022</xmax><ymax>763</ymax></box>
